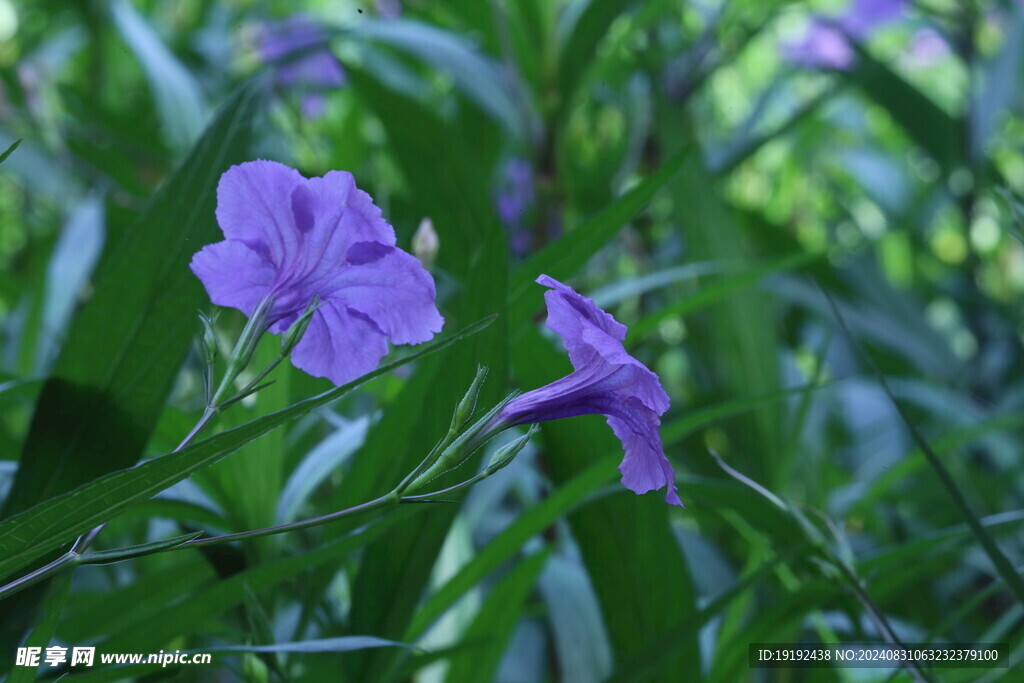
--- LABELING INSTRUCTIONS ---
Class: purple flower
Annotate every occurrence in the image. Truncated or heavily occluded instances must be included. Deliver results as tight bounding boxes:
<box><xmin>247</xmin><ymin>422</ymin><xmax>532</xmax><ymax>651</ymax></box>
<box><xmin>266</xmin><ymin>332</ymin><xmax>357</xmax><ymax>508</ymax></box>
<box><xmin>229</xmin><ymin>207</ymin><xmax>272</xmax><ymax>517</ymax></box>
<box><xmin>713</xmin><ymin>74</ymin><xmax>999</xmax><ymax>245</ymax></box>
<box><xmin>257</xmin><ymin>15</ymin><xmax>346</xmax><ymax>118</ymax></box>
<box><xmin>495</xmin><ymin>275</ymin><xmax>681</xmax><ymax>506</ymax></box>
<box><xmin>190</xmin><ymin>160</ymin><xmax>444</xmax><ymax>385</ymax></box>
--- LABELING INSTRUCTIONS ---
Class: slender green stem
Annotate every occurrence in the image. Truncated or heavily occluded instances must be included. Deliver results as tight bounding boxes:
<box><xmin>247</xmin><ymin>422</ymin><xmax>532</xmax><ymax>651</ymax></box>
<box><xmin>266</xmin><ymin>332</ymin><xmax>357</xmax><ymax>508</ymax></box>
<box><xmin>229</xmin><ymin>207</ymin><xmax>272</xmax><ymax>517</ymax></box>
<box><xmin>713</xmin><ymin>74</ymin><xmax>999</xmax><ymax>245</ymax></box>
<box><xmin>216</xmin><ymin>353</ymin><xmax>288</xmax><ymax>410</ymax></box>
<box><xmin>0</xmin><ymin>552</ymin><xmax>78</xmax><ymax>601</ymax></box>
<box><xmin>174</xmin><ymin>406</ymin><xmax>217</xmax><ymax>453</ymax></box>
<box><xmin>400</xmin><ymin>471</ymin><xmax>492</xmax><ymax>503</ymax></box>
<box><xmin>394</xmin><ymin>428</ymin><xmax>458</xmax><ymax>494</ymax></box>
<box><xmin>172</xmin><ymin>492</ymin><xmax>399</xmax><ymax>551</ymax></box>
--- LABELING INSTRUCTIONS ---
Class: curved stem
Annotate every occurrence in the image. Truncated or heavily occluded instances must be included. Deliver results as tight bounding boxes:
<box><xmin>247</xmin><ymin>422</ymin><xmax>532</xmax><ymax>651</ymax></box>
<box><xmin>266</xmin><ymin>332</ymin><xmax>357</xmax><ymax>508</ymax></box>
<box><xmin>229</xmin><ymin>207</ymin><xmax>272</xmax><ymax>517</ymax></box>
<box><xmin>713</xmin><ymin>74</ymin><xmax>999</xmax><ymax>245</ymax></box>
<box><xmin>400</xmin><ymin>471</ymin><xmax>490</xmax><ymax>503</ymax></box>
<box><xmin>174</xmin><ymin>407</ymin><xmax>218</xmax><ymax>453</ymax></box>
<box><xmin>0</xmin><ymin>551</ymin><xmax>78</xmax><ymax>601</ymax></box>
<box><xmin>173</xmin><ymin>493</ymin><xmax>398</xmax><ymax>551</ymax></box>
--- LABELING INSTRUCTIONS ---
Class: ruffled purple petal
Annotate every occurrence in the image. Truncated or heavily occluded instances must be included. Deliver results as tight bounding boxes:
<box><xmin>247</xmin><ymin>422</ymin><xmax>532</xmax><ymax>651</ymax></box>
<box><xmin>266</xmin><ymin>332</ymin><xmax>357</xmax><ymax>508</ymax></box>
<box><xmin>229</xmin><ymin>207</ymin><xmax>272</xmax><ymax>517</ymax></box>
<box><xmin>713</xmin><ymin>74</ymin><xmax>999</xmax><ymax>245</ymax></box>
<box><xmin>538</xmin><ymin>275</ymin><xmax>668</xmax><ymax>412</ymax></box>
<box><xmin>608</xmin><ymin>405</ymin><xmax>682</xmax><ymax>507</ymax></box>
<box><xmin>189</xmin><ymin>241</ymin><xmax>276</xmax><ymax>316</ymax></box>
<box><xmin>537</xmin><ymin>274</ymin><xmax>626</xmax><ymax>365</ymax></box>
<box><xmin>325</xmin><ymin>247</ymin><xmax>443</xmax><ymax>345</ymax></box>
<box><xmin>289</xmin><ymin>302</ymin><xmax>390</xmax><ymax>385</ymax></box>
<box><xmin>215</xmin><ymin>160</ymin><xmax>305</xmax><ymax>265</ymax></box>
<box><xmin>283</xmin><ymin>170</ymin><xmax>396</xmax><ymax>285</ymax></box>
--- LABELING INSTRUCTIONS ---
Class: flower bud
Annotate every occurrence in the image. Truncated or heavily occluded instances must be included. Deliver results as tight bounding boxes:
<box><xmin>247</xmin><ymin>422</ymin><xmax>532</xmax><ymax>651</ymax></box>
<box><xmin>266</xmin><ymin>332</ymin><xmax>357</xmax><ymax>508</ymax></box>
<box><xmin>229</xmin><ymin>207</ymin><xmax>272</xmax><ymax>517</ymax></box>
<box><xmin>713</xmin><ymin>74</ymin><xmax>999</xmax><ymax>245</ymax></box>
<box><xmin>485</xmin><ymin>425</ymin><xmax>538</xmax><ymax>475</ymax></box>
<box><xmin>229</xmin><ymin>294</ymin><xmax>274</xmax><ymax>372</ymax></box>
<box><xmin>198</xmin><ymin>311</ymin><xmax>218</xmax><ymax>365</ymax></box>
<box><xmin>451</xmin><ymin>365</ymin><xmax>488</xmax><ymax>432</ymax></box>
<box><xmin>402</xmin><ymin>390</ymin><xmax>522</xmax><ymax>493</ymax></box>
<box><xmin>281</xmin><ymin>294</ymin><xmax>322</xmax><ymax>355</ymax></box>
<box><xmin>412</xmin><ymin>217</ymin><xmax>439</xmax><ymax>268</ymax></box>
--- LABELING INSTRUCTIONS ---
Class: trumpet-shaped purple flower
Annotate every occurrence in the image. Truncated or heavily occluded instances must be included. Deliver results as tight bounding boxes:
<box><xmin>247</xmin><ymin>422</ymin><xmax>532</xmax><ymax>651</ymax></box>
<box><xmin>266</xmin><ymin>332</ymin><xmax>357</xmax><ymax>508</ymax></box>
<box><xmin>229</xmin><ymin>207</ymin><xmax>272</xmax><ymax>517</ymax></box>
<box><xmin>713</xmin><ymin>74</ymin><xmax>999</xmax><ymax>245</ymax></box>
<box><xmin>190</xmin><ymin>160</ymin><xmax>443</xmax><ymax>385</ymax></box>
<box><xmin>258</xmin><ymin>15</ymin><xmax>346</xmax><ymax>118</ymax></box>
<box><xmin>495</xmin><ymin>275</ymin><xmax>681</xmax><ymax>506</ymax></box>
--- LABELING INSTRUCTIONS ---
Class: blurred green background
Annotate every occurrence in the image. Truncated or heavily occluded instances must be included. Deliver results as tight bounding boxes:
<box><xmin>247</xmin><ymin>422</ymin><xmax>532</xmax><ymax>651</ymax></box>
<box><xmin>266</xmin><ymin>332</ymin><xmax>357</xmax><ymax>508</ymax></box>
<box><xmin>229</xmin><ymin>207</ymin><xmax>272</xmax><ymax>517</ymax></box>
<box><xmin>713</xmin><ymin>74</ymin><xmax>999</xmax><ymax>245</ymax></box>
<box><xmin>1</xmin><ymin>0</ymin><xmax>1023</xmax><ymax>680</ymax></box>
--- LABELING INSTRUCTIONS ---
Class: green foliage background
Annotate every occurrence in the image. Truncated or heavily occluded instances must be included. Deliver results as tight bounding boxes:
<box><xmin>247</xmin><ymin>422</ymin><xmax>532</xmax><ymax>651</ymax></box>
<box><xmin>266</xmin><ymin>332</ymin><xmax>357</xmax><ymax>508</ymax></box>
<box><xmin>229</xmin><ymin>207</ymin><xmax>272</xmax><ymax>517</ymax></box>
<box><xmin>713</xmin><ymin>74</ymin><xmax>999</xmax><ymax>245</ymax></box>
<box><xmin>0</xmin><ymin>0</ymin><xmax>1022</xmax><ymax>680</ymax></box>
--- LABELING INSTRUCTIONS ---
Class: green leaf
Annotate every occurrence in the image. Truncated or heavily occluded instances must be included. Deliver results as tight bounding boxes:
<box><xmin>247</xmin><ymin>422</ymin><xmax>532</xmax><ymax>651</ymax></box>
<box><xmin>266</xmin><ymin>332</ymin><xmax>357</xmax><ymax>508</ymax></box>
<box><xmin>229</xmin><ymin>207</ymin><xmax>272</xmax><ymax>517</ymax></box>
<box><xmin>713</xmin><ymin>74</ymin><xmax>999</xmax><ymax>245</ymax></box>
<box><xmin>627</xmin><ymin>250</ymin><xmax>825</xmax><ymax>343</ymax></box>
<box><xmin>607</xmin><ymin>551</ymin><xmax>792</xmax><ymax>682</ymax></box>
<box><xmin>37</xmin><ymin>196</ymin><xmax>105</xmax><ymax>371</ymax></box>
<box><xmin>557</xmin><ymin>0</ymin><xmax>636</xmax><ymax>106</ymax></box>
<box><xmin>58</xmin><ymin>556</ymin><xmax>213</xmax><ymax>644</ymax></box>
<box><xmin>656</xmin><ymin>111</ymin><xmax>785</xmax><ymax>487</ymax></box>
<box><xmin>0</xmin><ymin>318</ymin><xmax>492</xmax><ymax>580</ymax></box>
<box><xmin>275</xmin><ymin>416</ymin><xmax>370</xmax><ymax>524</ymax></box>
<box><xmin>539</xmin><ymin>555</ymin><xmax>613</xmax><ymax>682</ymax></box>
<box><xmin>445</xmin><ymin>550</ymin><xmax>551</xmax><ymax>683</ymax></box>
<box><xmin>1</xmin><ymin>83</ymin><xmax>261</xmax><ymax>521</ymax></box>
<box><xmin>847</xmin><ymin>46</ymin><xmax>959</xmax><ymax>172</ymax></box>
<box><xmin>7</xmin><ymin>570</ymin><xmax>72</xmax><ymax>683</ymax></box>
<box><xmin>109</xmin><ymin>0</ymin><xmax>209</xmax><ymax>152</ymax></box>
<box><xmin>352</xmin><ymin>19</ymin><xmax>526</xmax><ymax>138</ymax></box>
<box><xmin>0</xmin><ymin>131</ymin><xmax>82</xmax><ymax>198</ymax></box>
<box><xmin>0</xmin><ymin>138</ymin><xmax>21</xmax><ymax>165</ymax></box>
<box><xmin>972</xmin><ymin>5</ymin><xmax>1024</xmax><ymax>159</ymax></box>
<box><xmin>661</xmin><ymin>378</ymin><xmax>837</xmax><ymax>449</ymax></box>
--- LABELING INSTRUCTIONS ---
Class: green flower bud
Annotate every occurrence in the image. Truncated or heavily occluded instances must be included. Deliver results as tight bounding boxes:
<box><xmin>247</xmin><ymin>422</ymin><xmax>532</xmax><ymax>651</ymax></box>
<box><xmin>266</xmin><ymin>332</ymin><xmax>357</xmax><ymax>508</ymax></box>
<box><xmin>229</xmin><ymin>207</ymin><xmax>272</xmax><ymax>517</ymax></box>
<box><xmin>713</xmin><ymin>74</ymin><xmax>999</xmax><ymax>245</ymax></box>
<box><xmin>198</xmin><ymin>311</ymin><xmax>218</xmax><ymax>365</ymax></box>
<box><xmin>402</xmin><ymin>389</ymin><xmax>522</xmax><ymax>494</ymax></box>
<box><xmin>281</xmin><ymin>294</ymin><xmax>322</xmax><ymax>355</ymax></box>
<box><xmin>485</xmin><ymin>425</ymin><xmax>538</xmax><ymax>475</ymax></box>
<box><xmin>230</xmin><ymin>294</ymin><xmax>274</xmax><ymax>370</ymax></box>
<box><xmin>452</xmin><ymin>365</ymin><xmax>488</xmax><ymax>432</ymax></box>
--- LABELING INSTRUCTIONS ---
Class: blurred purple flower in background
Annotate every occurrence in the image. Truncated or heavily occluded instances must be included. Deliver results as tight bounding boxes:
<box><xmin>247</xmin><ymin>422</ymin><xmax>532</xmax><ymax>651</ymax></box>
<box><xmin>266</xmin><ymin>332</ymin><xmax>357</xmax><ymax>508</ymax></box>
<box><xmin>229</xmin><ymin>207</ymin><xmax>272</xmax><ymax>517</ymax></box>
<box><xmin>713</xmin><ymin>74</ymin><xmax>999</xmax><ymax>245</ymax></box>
<box><xmin>493</xmin><ymin>275</ymin><xmax>682</xmax><ymax>506</ymax></box>
<box><xmin>257</xmin><ymin>14</ymin><xmax>346</xmax><ymax>118</ymax></box>
<box><xmin>191</xmin><ymin>160</ymin><xmax>443</xmax><ymax>385</ymax></box>
<box><xmin>495</xmin><ymin>158</ymin><xmax>535</xmax><ymax>228</ymax></box>
<box><xmin>495</xmin><ymin>158</ymin><xmax>536</xmax><ymax>256</ymax></box>
<box><xmin>783</xmin><ymin>0</ymin><xmax>908</xmax><ymax>70</ymax></box>
<box><xmin>842</xmin><ymin>0</ymin><xmax>907</xmax><ymax>39</ymax></box>
<box><xmin>783</xmin><ymin>19</ymin><xmax>856</xmax><ymax>70</ymax></box>
<box><xmin>904</xmin><ymin>28</ymin><xmax>950</xmax><ymax>68</ymax></box>
<box><xmin>375</xmin><ymin>0</ymin><xmax>403</xmax><ymax>19</ymax></box>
